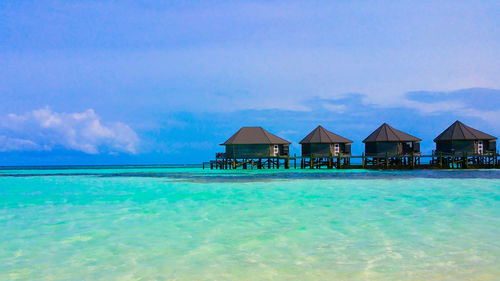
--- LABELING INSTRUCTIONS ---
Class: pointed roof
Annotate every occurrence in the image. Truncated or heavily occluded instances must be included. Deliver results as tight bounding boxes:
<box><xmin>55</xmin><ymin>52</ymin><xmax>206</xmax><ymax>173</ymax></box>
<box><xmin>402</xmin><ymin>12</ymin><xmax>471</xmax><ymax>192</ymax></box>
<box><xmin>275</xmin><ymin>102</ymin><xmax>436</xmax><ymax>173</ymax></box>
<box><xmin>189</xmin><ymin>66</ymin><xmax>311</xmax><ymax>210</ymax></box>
<box><xmin>300</xmin><ymin>125</ymin><xmax>352</xmax><ymax>144</ymax></box>
<box><xmin>434</xmin><ymin>120</ymin><xmax>496</xmax><ymax>142</ymax></box>
<box><xmin>363</xmin><ymin>123</ymin><xmax>421</xmax><ymax>143</ymax></box>
<box><xmin>221</xmin><ymin>127</ymin><xmax>291</xmax><ymax>145</ymax></box>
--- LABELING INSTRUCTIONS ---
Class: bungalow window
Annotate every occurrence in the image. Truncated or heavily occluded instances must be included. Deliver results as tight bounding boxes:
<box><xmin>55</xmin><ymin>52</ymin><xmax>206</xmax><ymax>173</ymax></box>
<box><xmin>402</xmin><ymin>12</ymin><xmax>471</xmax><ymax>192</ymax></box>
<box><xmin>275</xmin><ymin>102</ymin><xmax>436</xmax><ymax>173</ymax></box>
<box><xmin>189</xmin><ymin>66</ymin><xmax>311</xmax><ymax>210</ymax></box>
<box><xmin>402</xmin><ymin>142</ymin><xmax>412</xmax><ymax>154</ymax></box>
<box><xmin>273</xmin><ymin>145</ymin><xmax>279</xmax><ymax>156</ymax></box>
<box><xmin>333</xmin><ymin>143</ymin><xmax>340</xmax><ymax>156</ymax></box>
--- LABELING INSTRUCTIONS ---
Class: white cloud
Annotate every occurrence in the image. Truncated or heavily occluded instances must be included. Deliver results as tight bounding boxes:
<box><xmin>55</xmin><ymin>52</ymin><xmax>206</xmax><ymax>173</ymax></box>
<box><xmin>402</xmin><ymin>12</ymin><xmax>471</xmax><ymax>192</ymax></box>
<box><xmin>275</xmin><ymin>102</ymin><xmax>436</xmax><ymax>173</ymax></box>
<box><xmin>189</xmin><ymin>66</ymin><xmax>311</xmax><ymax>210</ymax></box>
<box><xmin>400</xmin><ymin>99</ymin><xmax>466</xmax><ymax>115</ymax></box>
<box><xmin>400</xmin><ymin>97</ymin><xmax>500</xmax><ymax>124</ymax></box>
<box><xmin>322</xmin><ymin>103</ymin><xmax>347</xmax><ymax>114</ymax></box>
<box><xmin>0</xmin><ymin>136</ymin><xmax>41</xmax><ymax>152</ymax></box>
<box><xmin>0</xmin><ymin>108</ymin><xmax>139</xmax><ymax>154</ymax></box>
<box><xmin>461</xmin><ymin>108</ymin><xmax>500</xmax><ymax>124</ymax></box>
<box><xmin>152</xmin><ymin>141</ymin><xmax>215</xmax><ymax>154</ymax></box>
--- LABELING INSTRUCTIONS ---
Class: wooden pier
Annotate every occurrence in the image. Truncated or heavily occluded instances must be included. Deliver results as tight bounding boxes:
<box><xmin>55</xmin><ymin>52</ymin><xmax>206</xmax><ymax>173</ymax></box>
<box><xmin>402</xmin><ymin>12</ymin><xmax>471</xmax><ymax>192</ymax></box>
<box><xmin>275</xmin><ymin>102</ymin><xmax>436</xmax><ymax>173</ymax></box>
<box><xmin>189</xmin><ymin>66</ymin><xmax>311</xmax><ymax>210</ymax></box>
<box><xmin>203</xmin><ymin>153</ymin><xmax>500</xmax><ymax>170</ymax></box>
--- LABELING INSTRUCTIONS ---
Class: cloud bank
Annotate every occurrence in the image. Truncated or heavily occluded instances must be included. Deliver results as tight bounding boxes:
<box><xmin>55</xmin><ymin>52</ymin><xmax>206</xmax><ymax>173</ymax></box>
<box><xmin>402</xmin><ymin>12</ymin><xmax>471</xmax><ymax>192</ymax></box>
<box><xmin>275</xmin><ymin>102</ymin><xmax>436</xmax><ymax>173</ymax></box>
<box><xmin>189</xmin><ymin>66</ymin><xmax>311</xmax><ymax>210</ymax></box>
<box><xmin>0</xmin><ymin>108</ymin><xmax>139</xmax><ymax>154</ymax></box>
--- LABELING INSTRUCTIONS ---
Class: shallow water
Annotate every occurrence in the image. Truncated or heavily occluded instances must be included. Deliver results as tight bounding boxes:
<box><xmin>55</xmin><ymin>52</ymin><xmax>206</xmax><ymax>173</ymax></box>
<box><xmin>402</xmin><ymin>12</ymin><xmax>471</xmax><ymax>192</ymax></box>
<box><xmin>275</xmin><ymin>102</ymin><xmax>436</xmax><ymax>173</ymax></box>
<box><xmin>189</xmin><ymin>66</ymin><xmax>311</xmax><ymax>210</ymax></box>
<box><xmin>1</xmin><ymin>166</ymin><xmax>499</xmax><ymax>280</ymax></box>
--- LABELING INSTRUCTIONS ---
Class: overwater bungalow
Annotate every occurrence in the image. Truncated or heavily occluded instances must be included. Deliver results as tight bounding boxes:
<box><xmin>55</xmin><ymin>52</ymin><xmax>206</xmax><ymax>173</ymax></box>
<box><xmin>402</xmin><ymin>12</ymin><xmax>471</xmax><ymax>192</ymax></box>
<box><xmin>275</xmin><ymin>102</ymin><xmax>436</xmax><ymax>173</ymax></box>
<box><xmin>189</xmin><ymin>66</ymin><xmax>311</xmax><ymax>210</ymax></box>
<box><xmin>363</xmin><ymin>123</ymin><xmax>421</xmax><ymax>156</ymax></box>
<box><xmin>221</xmin><ymin>127</ymin><xmax>290</xmax><ymax>158</ymax></box>
<box><xmin>434</xmin><ymin>120</ymin><xmax>497</xmax><ymax>155</ymax></box>
<box><xmin>300</xmin><ymin>125</ymin><xmax>352</xmax><ymax>157</ymax></box>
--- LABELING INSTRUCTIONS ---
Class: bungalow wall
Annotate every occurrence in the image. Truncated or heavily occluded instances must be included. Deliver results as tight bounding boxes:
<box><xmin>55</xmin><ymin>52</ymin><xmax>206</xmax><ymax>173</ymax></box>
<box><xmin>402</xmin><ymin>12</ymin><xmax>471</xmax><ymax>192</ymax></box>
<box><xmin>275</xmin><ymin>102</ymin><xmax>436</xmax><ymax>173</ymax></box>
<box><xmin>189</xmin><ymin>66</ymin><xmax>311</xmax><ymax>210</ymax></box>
<box><xmin>301</xmin><ymin>143</ymin><xmax>351</xmax><ymax>157</ymax></box>
<box><xmin>224</xmin><ymin>144</ymin><xmax>289</xmax><ymax>158</ymax></box>
<box><xmin>365</xmin><ymin>142</ymin><xmax>420</xmax><ymax>156</ymax></box>
<box><xmin>436</xmin><ymin>140</ymin><xmax>496</xmax><ymax>155</ymax></box>
<box><xmin>365</xmin><ymin>142</ymin><xmax>398</xmax><ymax>156</ymax></box>
<box><xmin>278</xmin><ymin>144</ymin><xmax>290</xmax><ymax>156</ymax></box>
<box><xmin>489</xmin><ymin>140</ymin><xmax>497</xmax><ymax>153</ymax></box>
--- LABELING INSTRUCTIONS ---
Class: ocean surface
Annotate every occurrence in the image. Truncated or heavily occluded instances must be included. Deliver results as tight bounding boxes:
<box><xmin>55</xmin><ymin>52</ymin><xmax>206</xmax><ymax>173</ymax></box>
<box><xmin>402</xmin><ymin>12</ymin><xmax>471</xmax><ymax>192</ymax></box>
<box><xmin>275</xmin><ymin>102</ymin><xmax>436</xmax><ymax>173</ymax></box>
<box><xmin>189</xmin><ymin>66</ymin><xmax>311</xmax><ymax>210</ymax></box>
<box><xmin>1</xmin><ymin>166</ymin><xmax>499</xmax><ymax>280</ymax></box>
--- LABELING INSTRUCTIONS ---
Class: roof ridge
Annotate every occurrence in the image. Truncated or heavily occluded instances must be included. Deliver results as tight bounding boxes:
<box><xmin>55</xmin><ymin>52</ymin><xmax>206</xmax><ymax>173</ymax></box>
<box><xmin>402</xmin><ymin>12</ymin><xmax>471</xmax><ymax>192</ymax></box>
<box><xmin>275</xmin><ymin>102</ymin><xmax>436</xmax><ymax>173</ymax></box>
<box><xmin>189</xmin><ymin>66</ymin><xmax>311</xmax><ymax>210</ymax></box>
<box><xmin>460</xmin><ymin>122</ymin><xmax>478</xmax><ymax>139</ymax></box>
<box><xmin>366</xmin><ymin>123</ymin><xmax>420</xmax><ymax>142</ymax></box>
<box><xmin>434</xmin><ymin>121</ymin><xmax>496</xmax><ymax>141</ymax></box>
<box><xmin>324</xmin><ymin>127</ymin><xmax>337</xmax><ymax>143</ymax></box>
<box><xmin>374</xmin><ymin>124</ymin><xmax>385</xmax><ymax>141</ymax></box>
<box><xmin>302</xmin><ymin>126</ymin><xmax>352</xmax><ymax>144</ymax></box>
<box><xmin>452</xmin><ymin>122</ymin><xmax>463</xmax><ymax>139</ymax></box>
<box><xmin>320</xmin><ymin>126</ymin><xmax>330</xmax><ymax>143</ymax></box>
<box><xmin>385</xmin><ymin>124</ymin><xmax>401</xmax><ymax>141</ymax></box>
<box><xmin>230</xmin><ymin>127</ymin><xmax>243</xmax><ymax>143</ymax></box>
<box><xmin>223</xmin><ymin>127</ymin><xmax>290</xmax><ymax>145</ymax></box>
<box><xmin>459</xmin><ymin>123</ymin><xmax>467</xmax><ymax>139</ymax></box>
<box><xmin>260</xmin><ymin>127</ymin><xmax>273</xmax><ymax>144</ymax></box>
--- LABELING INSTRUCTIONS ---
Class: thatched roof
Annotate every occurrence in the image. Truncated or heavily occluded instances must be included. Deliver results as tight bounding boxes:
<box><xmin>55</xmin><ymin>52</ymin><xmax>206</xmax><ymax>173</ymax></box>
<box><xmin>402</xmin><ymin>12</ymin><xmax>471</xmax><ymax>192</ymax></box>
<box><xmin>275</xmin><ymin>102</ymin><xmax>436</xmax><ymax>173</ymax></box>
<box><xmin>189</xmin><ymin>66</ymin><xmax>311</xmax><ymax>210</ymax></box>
<box><xmin>222</xmin><ymin>127</ymin><xmax>291</xmax><ymax>145</ymax></box>
<box><xmin>434</xmin><ymin>120</ymin><xmax>496</xmax><ymax>142</ymax></box>
<box><xmin>300</xmin><ymin>125</ymin><xmax>352</xmax><ymax>144</ymax></box>
<box><xmin>363</xmin><ymin>123</ymin><xmax>421</xmax><ymax>143</ymax></box>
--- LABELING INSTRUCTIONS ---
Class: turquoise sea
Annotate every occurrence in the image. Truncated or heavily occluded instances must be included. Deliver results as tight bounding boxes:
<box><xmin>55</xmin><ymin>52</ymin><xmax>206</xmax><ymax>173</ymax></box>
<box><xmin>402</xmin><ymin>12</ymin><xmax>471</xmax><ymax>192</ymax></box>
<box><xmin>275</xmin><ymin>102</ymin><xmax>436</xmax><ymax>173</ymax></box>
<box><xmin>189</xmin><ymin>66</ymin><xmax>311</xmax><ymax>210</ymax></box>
<box><xmin>1</xmin><ymin>166</ymin><xmax>499</xmax><ymax>280</ymax></box>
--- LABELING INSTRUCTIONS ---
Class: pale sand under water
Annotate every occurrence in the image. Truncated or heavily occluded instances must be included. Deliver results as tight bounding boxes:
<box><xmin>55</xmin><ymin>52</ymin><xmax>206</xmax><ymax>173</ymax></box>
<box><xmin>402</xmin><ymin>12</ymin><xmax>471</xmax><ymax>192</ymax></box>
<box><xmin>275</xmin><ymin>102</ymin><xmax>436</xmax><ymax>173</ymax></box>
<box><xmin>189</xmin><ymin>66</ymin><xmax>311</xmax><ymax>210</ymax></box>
<box><xmin>1</xmin><ymin>167</ymin><xmax>499</xmax><ymax>280</ymax></box>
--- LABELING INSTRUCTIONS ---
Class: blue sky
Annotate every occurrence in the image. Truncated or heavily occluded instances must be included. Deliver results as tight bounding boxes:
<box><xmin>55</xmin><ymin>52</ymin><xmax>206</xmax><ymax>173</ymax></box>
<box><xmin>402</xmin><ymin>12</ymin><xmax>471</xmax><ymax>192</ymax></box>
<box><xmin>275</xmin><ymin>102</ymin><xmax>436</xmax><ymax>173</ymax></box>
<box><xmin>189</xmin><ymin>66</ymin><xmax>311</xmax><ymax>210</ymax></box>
<box><xmin>1</xmin><ymin>0</ymin><xmax>499</xmax><ymax>165</ymax></box>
